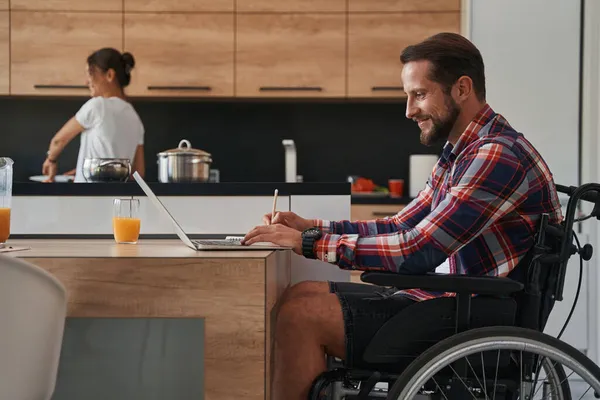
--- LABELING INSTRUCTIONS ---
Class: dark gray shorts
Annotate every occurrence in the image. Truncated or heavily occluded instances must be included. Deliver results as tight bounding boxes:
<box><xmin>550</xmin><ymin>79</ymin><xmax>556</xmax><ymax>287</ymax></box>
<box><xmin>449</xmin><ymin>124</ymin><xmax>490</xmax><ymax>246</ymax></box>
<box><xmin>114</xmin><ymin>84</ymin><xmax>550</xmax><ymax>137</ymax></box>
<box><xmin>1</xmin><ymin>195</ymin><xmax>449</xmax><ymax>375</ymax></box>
<box><xmin>329</xmin><ymin>281</ymin><xmax>416</xmax><ymax>369</ymax></box>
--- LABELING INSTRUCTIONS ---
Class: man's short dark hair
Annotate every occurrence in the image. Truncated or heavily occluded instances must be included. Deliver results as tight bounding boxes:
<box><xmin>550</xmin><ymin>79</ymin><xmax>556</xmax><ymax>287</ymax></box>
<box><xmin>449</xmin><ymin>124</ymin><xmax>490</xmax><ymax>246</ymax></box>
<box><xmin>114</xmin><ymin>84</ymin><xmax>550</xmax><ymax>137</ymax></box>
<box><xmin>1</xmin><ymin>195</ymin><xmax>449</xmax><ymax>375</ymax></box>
<box><xmin>400</xmin><ymin>32</ymin><xmax>486</xmax><ymax>102</ymax></box>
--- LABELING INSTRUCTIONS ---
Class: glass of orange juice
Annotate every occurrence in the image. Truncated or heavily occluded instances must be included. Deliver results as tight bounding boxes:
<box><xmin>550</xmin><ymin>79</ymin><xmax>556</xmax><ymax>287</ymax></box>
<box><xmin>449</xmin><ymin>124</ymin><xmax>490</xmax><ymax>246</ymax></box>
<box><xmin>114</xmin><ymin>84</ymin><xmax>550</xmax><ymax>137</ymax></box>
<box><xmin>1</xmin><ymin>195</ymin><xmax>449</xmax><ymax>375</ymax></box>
<box><xmin>0</xmin><ymin>207</ymin><xmax>9</xmax><ymax>246</ymax></box>
<box><xmin>113</xmin><ymin>198</ymin><xmax>141</xmax><ymax>244</ymax></box>
<box><xmin>0</xmin><ymin>157</ymin><xmax>13</xmax><ymax>247</ymax></box>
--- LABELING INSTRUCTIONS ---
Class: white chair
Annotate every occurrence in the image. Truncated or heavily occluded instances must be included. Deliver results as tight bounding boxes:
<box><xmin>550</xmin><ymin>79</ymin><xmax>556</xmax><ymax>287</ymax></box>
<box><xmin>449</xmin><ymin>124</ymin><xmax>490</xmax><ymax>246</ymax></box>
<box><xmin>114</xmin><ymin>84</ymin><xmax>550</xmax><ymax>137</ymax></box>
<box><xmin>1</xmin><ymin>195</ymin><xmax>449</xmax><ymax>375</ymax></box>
<box><xmin>0</xmin><ymin>254</ymin><xmax>67</xmax><ymax>400</ymax></box>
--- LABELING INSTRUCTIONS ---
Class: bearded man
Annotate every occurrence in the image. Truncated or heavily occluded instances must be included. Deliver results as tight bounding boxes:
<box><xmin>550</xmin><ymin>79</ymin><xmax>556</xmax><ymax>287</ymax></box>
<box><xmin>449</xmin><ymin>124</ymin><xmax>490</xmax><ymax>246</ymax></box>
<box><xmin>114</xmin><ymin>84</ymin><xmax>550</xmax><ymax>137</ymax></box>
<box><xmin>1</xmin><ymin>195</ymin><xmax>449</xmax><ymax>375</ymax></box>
<box><xmin>243</xmin><ymin>32</ymin><xmax>563</xmax><ymax>400</ymax></box>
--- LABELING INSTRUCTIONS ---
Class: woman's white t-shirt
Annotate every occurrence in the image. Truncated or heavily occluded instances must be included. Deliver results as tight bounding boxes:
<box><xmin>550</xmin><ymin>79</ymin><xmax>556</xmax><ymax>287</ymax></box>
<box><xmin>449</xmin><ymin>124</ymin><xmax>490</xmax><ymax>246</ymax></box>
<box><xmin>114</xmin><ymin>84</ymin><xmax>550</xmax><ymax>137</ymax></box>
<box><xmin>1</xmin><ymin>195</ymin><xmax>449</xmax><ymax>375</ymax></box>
<box><xmin>74</xmin><ymin>96</ymin><xmax>145</xmax><ymax>183</ymax></box>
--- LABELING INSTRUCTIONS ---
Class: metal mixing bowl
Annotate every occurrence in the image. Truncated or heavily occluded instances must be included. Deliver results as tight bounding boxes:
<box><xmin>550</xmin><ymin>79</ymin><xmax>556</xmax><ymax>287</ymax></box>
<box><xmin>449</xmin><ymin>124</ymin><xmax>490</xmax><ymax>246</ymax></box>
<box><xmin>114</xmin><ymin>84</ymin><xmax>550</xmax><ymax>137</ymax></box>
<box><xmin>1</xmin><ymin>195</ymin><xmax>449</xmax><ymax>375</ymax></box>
<box><xmin>82</xmin><ymin>158</ymin><xmax>131</xmax><ymax>183</ymax></box>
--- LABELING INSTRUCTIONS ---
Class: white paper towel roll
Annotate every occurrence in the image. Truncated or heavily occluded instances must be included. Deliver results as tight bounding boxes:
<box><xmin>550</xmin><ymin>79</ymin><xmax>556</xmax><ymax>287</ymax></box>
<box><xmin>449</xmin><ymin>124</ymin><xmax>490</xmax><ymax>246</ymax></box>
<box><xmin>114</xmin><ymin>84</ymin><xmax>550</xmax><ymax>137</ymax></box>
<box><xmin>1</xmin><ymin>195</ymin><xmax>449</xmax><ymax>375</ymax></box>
<box><xmin>409</xmin><ymin>154</ymin><xmax>439</xmax><ymax>198</ymax></box>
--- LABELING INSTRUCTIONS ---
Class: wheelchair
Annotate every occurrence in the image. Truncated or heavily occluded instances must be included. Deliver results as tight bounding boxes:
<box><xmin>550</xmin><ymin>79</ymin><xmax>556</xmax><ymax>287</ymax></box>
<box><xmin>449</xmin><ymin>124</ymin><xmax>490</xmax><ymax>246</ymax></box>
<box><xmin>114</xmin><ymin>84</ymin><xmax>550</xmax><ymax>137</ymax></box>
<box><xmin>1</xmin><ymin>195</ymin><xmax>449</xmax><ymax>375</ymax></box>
<box><xmin>309</xmin><ymin>182</ymin><xmax>600</xmax><ymax>400</ymax></box>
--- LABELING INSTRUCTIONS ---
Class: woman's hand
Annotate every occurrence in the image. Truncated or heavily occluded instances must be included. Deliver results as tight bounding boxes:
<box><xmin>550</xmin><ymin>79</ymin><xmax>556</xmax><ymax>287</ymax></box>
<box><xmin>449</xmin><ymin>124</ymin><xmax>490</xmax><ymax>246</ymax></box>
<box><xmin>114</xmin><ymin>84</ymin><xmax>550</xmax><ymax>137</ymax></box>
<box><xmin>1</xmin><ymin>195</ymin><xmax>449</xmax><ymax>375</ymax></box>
<box><xmin>42</xmin><ymin>159</ymin><xmax>58</xmax><ymax>182</ymax></box>
<box><xmin>43</xmin><ymin>116</ymin><xmax>85</xmax><ymax>182</ymax></box>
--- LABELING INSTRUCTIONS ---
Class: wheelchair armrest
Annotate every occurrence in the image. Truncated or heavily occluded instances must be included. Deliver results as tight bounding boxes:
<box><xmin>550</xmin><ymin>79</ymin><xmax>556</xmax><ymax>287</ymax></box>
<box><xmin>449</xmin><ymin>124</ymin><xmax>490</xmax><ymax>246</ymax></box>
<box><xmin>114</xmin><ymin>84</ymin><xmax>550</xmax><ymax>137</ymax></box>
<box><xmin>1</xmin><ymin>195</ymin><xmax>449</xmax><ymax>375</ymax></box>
<box><xmin>360</xmin><ymin>271</ymin><xmax>524</xmax><ymax>296</ymax></box>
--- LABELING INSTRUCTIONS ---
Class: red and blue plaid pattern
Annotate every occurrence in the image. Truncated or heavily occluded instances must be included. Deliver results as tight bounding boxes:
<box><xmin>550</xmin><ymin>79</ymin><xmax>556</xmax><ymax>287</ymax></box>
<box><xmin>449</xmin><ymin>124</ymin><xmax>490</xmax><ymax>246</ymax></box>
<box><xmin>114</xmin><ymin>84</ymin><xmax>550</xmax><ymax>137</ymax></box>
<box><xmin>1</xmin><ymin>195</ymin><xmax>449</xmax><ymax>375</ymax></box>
<box><xmin>314</xmin><ymin>104</ymin><xmax>563</xmax><ymax>301</ymax></box>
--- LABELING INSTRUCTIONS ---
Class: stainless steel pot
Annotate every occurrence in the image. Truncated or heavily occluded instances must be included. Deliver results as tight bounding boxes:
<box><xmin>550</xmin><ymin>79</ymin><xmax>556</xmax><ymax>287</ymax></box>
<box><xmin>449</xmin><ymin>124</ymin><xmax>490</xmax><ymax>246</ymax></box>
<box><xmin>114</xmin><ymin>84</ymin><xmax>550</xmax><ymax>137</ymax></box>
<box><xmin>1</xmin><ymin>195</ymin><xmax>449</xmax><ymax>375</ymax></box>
<box><xmin>157</xmin><ymin>140</ymin><xmax>212</xmax><ymax>183</ymax></box>
<box><xmin>82</xmin><ymin>158</ymin><xmax>131</xmax><ymax>182</ymax></box>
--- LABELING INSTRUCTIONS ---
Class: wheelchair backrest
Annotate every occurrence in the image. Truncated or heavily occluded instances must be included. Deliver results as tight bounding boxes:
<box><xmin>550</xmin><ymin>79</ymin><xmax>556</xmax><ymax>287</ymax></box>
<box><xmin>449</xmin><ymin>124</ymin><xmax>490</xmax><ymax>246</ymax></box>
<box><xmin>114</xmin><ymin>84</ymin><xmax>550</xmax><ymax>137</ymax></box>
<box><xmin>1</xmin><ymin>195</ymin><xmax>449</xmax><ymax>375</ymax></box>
<box><xmin>508</xmin><ymin>214</ymin><xmax>566</xmax><ymax>332</ymax></box>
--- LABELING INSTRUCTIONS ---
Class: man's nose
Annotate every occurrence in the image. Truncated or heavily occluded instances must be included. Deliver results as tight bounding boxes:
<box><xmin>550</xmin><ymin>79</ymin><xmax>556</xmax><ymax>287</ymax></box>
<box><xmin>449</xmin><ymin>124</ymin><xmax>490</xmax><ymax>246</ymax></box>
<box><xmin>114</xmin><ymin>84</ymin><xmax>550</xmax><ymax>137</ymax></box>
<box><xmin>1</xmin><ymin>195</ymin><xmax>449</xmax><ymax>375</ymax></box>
<box><xmin>406</xmin><ymin>98</ymin><xmax>419</xmax><ymax>120</ymax></box>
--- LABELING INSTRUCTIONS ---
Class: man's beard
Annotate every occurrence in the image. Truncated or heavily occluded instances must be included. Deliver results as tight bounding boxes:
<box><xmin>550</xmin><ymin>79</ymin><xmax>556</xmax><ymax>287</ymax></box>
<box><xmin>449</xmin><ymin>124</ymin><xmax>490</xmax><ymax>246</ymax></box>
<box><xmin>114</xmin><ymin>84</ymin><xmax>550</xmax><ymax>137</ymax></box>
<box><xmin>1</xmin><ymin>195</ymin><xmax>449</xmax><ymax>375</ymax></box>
<box><xmin>419</xmin><ymin>96</ymin><xmax>461</xmax><ymax>146</ymax></box>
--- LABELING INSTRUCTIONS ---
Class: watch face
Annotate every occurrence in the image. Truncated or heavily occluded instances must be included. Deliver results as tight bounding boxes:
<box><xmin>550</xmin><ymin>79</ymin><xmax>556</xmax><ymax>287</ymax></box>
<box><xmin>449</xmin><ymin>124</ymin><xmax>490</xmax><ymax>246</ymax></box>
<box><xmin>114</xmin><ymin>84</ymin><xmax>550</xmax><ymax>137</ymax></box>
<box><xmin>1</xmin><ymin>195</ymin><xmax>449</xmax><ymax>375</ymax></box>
<box><xmin>304</xmin><ymin>228</ymin><xmax>322</xmax><ymax>239</ymax></box>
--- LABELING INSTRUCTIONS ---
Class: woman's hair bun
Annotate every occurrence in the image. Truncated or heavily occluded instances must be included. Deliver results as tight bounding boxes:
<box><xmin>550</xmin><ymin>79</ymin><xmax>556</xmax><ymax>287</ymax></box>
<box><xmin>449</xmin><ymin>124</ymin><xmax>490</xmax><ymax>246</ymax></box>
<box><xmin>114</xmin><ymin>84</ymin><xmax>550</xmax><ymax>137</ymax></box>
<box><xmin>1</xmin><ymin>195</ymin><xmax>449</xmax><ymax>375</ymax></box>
<box><xmin>121</xmin><ymin>52</ymin><xmax>135</xmax><ymax>73</ymax></box>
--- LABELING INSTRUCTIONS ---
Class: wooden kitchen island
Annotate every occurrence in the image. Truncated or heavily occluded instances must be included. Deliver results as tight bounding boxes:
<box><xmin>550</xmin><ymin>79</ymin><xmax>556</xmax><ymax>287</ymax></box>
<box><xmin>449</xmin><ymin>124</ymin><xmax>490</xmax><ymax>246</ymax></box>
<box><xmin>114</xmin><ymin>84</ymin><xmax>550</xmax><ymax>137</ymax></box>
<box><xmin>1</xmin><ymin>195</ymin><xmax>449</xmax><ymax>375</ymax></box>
<box><xmin>7</xmin><ymin>239</ymin><xmax>291</xmax><ymax>400</ymax></box>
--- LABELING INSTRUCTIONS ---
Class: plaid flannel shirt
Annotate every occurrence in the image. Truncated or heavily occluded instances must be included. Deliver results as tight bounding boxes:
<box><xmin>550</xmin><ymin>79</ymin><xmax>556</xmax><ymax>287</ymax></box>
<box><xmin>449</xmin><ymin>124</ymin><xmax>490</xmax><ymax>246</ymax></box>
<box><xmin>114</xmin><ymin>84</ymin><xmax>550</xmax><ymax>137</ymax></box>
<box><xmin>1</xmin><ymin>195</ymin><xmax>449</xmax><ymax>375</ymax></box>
<box><xmin>314</xmin><ymin>104</ymin><xmax>563</xmax><ymax>301</ymax></box>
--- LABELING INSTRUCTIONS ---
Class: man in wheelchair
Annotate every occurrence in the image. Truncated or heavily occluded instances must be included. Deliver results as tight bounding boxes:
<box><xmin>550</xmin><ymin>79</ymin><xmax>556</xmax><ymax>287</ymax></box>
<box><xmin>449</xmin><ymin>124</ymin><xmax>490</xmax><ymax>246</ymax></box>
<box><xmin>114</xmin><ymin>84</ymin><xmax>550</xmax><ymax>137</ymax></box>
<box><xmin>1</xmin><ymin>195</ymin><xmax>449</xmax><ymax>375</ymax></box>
<box><xmin>243</xmin><ymin>33</ymin><xmax>600</xmax><ymax>400</ymax></box>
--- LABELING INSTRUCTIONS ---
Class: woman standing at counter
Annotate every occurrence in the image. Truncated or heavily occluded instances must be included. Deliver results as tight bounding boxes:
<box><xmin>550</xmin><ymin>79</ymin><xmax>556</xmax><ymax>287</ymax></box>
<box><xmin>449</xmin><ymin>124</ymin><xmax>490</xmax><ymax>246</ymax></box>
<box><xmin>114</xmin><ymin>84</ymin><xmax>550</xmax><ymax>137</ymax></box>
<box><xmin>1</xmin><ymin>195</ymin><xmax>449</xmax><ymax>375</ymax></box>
<box><xmin>42</xmin><ymin>48</ymin><xmax>145</xmax><ymax>183</ymax></box>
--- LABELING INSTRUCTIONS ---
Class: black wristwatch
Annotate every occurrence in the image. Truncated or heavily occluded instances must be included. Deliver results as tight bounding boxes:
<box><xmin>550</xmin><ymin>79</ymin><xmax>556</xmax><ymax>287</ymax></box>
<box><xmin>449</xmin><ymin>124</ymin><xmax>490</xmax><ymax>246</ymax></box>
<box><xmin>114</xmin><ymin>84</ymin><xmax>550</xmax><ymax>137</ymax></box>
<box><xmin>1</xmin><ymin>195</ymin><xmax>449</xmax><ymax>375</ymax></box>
<box><xmin>301</xmin><ymin>227</ymin><xmax>322</xmax><ymax>259</ymax></box>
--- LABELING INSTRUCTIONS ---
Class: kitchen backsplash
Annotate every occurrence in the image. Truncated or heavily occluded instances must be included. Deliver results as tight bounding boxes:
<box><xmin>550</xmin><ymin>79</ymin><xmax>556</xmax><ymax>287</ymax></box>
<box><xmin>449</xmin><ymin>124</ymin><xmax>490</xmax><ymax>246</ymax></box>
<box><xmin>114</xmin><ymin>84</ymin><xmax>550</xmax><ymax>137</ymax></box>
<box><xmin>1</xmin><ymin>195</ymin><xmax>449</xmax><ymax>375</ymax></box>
<box><xmin>0</xmin><ymin>98</ymin><xmax>442</xmax><ymax>188</ymax></box>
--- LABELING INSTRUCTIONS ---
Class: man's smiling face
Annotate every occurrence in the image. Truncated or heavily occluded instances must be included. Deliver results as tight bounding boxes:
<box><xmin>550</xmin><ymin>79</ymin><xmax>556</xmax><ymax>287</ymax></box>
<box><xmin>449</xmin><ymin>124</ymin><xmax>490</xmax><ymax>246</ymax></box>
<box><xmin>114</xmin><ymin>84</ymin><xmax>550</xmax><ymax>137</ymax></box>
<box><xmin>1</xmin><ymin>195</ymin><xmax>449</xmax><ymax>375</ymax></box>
<box><xmin>402</xmin><ymin>60</ymin><xmax>460</xmax><ymax>146</ymax></box>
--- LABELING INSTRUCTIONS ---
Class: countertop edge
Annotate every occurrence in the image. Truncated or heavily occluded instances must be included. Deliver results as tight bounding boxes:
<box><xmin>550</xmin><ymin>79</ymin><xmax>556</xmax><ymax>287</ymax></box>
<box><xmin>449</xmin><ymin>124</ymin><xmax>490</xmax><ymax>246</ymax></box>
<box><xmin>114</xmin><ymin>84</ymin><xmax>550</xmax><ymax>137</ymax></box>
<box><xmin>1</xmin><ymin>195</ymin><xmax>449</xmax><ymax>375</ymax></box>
<box><xmin>13</xmin><ymin>182</ymin><xmax>414</xmax><ymax>205</ymax></box>
<box><xmin>13</xmin><ymin>182</ymin><xmax>350</xmax><ymax>196</ymax></box>
<box><xmin>6</xmin><ymin>239</ymin><xmax>280</xmax><ymax>259</ymax></box>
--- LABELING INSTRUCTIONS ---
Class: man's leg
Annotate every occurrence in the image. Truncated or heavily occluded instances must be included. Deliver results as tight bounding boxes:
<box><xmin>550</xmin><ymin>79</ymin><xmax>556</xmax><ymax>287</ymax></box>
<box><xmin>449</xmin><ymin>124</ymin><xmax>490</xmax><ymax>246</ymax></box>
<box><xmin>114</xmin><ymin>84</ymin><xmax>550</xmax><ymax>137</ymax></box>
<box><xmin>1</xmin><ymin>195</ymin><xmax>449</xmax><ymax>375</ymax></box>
<box><xmin>271</xmin><ymin>281</ymin><xmax>415</xmax><ymax>400</ymax></box>
<box><xmin>278</xmin><ymin>280</ymin><xmax>331</xmax><ymax>304</ymax></box>
<box><xmin>271</xmin><ymin>288</ymin><xmax>345</xmax><ymax>400</ymax></box>
<box><xmin>276</xmin><ymin>280</ymin><xmax>376</xmax><ymax>305</ymax></box>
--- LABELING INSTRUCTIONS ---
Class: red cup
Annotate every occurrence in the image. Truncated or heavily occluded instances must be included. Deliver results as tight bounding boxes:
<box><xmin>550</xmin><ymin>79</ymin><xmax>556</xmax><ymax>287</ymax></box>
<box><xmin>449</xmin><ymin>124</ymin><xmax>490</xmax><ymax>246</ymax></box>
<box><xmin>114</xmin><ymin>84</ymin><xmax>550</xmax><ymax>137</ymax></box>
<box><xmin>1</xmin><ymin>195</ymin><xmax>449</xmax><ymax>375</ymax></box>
<box><xmin>388</xmin><ymin>179</ymin><xmax>404</xmax><ymax>197</ymax></box>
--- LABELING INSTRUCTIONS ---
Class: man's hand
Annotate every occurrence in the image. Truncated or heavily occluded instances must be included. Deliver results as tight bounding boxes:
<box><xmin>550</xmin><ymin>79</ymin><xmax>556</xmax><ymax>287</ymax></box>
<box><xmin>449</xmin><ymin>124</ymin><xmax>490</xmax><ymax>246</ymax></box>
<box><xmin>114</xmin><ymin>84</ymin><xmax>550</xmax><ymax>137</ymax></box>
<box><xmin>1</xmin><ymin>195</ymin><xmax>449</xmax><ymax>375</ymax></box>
<box><xmin>242</xmin><ymin>224</ymin><xmax>303</xmax><ymax>255</ymax></box>
<box><xmin>263</xmin><ymin>211</ymin><xmax>314</xmax><ymax>231</ymax></box>
<box><xmin>42</xmin><ymin>159</ymin><xmax>58</xmax><ymax>183</ymax></box>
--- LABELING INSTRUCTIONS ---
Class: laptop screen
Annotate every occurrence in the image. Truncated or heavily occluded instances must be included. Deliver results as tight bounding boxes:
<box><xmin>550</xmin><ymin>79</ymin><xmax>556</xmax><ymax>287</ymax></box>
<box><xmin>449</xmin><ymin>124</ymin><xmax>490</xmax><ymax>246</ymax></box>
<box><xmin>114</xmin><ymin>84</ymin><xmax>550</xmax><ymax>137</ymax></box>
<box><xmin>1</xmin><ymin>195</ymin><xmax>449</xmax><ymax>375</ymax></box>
<box><xmin>132</xmin><ymin>172</ymin><xmax>196</xmax><ymax>249</ymax></box>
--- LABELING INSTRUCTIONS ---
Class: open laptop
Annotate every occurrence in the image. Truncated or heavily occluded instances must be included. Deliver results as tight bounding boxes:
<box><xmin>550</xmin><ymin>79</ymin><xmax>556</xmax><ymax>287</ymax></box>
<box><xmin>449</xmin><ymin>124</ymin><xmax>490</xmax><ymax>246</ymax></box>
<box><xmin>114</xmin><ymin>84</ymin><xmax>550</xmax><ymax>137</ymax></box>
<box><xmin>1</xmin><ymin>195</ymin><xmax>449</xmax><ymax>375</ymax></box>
<box><xmin>133</xmin><ymin>172</ymin><xmax>290</xmax><ymax>251</ymax></box>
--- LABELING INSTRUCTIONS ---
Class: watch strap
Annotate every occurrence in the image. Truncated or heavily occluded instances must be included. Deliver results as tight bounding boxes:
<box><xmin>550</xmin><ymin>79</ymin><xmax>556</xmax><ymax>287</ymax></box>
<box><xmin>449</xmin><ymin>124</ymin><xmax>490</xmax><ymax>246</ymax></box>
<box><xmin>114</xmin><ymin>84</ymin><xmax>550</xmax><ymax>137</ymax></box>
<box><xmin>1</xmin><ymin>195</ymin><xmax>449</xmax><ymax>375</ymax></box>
<box><xmin>301</xmin><ymin>229</ymin><xmax>321</xmax><ymax>259</ymax></box>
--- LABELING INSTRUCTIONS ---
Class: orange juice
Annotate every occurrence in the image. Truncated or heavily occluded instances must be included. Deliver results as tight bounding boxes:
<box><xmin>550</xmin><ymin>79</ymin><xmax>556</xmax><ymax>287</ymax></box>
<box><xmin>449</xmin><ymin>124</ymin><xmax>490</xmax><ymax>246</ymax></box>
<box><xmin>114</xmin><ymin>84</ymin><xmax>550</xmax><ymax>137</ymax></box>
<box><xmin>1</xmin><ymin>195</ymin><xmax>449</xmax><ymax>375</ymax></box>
<box><xmin>0</xmin><ymin>208</ymin><xmax>10</xmax><ymax>243</ymax></box>
<box><xmin>112</xmin><ymin>217</ymin><xmax>140</xmax><ymax>243</ymax></box>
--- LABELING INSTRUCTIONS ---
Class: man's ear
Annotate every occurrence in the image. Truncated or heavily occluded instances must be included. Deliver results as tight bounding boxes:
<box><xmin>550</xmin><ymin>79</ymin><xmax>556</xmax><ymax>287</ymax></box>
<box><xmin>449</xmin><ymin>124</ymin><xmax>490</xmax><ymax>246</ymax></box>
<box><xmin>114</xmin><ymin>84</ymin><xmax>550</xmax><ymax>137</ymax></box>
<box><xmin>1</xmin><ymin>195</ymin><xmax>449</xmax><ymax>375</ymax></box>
<box><xmin>455</xmin><ymin>75</ymin><xmax>473</xmax><ymax>102</ymax></box>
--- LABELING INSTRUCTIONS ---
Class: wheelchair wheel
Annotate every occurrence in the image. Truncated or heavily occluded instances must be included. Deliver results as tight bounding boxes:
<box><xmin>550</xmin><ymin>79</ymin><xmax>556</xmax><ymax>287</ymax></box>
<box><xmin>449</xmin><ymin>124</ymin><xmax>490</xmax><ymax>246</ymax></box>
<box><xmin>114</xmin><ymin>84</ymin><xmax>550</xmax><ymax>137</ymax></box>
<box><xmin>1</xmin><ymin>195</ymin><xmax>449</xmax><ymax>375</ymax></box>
<box><xmin>388</xmin><ymin>326</ymin><xmax>600</xmax><ymax>400</ymax></box>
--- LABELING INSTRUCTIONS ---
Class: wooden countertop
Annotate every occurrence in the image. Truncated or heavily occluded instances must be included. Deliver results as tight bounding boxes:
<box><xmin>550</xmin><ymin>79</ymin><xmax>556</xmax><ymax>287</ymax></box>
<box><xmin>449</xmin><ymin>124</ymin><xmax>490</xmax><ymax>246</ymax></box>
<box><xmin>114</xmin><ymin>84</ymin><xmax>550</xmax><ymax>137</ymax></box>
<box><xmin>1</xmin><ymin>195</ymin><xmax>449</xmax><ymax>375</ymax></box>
<box><xmin>4</xmin><ymin>239</ymin><xmax>276</xmax><ymax>259</ymax></box>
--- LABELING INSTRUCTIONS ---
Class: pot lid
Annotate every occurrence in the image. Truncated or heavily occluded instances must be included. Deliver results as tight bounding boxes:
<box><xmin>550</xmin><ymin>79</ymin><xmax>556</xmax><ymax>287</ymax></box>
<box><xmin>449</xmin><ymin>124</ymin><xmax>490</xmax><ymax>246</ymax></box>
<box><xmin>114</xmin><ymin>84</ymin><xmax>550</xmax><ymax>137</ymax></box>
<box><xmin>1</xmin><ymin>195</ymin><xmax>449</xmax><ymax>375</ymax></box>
<box><xmin>157</xmin><ymin>139</ymin><xmax>211</xmax><ymax>157</ymax></box>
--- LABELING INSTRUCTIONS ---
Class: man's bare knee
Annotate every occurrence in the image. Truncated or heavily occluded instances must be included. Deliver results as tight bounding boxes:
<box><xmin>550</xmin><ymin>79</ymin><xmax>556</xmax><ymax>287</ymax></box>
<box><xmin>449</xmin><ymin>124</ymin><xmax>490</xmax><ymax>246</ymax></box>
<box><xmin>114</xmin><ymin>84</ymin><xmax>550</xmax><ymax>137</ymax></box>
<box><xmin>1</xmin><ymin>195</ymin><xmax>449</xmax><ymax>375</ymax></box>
<box><xmin>276</xmin><ymin>293</ymin><xmax>346</xmax><ymax>359</ymax></box>
<box><xmin>281</xmin><ymin>281</ymin><xmax>330</xmax><ymax>304</ymax></box>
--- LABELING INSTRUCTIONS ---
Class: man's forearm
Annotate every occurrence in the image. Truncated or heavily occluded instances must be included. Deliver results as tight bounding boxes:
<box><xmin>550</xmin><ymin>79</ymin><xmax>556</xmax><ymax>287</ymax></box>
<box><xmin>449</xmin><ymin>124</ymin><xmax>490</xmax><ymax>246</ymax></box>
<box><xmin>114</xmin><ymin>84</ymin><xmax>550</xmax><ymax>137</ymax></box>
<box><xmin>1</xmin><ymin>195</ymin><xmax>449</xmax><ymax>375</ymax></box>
<box><xmin>319</xmin><ymin>219</ymin><xmax>409</xmax><ymax>236</ymax></box>
<box><xmin>315</xmin><ymin>188</ymin><xmax>433</xmax><ymax>236</ymax></box>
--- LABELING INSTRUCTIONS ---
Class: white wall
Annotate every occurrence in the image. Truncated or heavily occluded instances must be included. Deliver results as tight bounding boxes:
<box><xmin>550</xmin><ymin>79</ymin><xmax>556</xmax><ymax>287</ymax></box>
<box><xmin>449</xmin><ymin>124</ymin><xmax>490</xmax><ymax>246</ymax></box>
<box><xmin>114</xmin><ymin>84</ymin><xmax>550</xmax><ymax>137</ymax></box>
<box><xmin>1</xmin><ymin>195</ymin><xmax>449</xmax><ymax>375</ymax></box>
<box><xmin>470</xmin><ymin>0</ymin><xmax>580</xmax><ymax>186</ymax></box>
<box><xmin>469</xmin><ymin>0</ymin><xmax>586</xmax><ymax>351</ymax></box>
<box><xmin>580</xmin><ymin>0</ymin><xmax>600</xmax><ymax>363</ymax></box>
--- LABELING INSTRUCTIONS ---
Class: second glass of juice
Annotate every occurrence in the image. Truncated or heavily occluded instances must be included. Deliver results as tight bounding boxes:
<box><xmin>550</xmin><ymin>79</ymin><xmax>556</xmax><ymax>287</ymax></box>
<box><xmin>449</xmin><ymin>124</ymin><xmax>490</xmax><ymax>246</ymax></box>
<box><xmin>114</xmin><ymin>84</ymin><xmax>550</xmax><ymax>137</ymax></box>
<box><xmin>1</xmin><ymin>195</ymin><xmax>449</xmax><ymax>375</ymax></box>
<box><xmin>0</xmin><ymin>157</ymin><xmax>13</xmax><ymax>247</ymax></box>
<box><xmin>113</xmin><ymin>198</ymin><xmax>141</xmax><ymax>244</ymax></box>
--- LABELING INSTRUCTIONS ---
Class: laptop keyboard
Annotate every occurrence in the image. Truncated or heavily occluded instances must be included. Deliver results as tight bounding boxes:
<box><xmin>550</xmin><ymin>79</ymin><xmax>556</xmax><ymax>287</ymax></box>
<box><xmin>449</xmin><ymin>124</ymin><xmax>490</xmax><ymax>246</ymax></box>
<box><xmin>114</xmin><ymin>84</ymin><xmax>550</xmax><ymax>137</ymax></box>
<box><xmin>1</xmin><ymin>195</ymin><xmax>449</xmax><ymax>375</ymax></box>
<box><xmin>193</xmin><ymin>239</ymin><xmax>243</xmax><ymax>246</ymax></box>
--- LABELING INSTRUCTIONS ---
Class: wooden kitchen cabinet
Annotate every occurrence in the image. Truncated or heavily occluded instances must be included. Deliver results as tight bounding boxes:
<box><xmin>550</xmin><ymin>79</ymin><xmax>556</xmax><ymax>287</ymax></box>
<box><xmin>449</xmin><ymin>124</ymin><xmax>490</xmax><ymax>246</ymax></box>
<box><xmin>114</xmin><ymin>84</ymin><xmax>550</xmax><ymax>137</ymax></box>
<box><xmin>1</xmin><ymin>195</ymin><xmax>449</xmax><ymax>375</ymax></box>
<box><xmin>10</xmin><ymin>12</ymin><xmax>122</xmax><ymax>95</ymax></box>
<box><xmin>348</xmin><ymin>12</ymin><xmax>460</xmax><ymax>97</ymax></box>
<box><xmin>11</xmin><ymin>0</ymin><xmax>122</xmax><ymax>11</ymax></box>
<box><xmin>236</xmin><ymin>14</ymin><xmax>346</xmax><ymax>98</ymax></box>
<box><xmin>0</xmin><ymin>12</ymin><xmax>8</xmax><ymax>95</ymax></box>
<box><xmin>349</xmin><ymin>0</ymin><xmax>460</xmax><ymax>12</ymax></box>
<box><xmin>124</xmin><ymin>13</ymin><xmax>234</xmax><ymax>97</ymax></box>
<box><xmin>351</xmin><ymin>204</ymin><xmax>406</xmax><ymax>221</ymax></box>
<box><xmin>237</xmin><ymin>0</ymin><xmax>345</xmax><ymax>12</ymax></box>
<box><xmin>124</xmin><ymin>0</ymin><xmax>233</xmax><ymax>12</ymax></box>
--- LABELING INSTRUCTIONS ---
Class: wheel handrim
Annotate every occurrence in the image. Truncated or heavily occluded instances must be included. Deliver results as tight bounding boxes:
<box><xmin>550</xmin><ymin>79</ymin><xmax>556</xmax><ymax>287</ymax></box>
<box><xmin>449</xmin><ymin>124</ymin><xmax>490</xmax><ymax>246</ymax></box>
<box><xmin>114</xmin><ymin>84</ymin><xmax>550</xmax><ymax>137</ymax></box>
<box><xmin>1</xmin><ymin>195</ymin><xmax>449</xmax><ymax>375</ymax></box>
<box><xmin>397</xmin><ymin>337</ymin><xmax>600</xmax><ymax>400</ymax></box>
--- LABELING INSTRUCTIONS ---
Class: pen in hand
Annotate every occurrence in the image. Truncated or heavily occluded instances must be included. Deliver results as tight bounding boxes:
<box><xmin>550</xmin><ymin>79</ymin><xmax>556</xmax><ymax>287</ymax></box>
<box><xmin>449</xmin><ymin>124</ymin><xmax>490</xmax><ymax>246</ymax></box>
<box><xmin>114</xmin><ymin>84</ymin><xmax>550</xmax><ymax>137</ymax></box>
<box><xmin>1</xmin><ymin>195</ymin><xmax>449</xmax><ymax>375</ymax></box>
<box><xmin>270</xmin><ymin>189</ymin><xmax>278</xmax><ymax>225</ymax></box>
